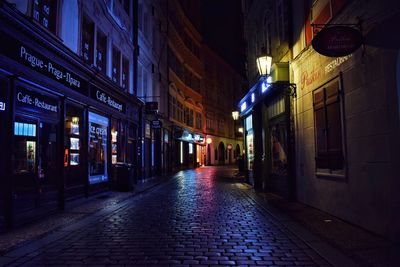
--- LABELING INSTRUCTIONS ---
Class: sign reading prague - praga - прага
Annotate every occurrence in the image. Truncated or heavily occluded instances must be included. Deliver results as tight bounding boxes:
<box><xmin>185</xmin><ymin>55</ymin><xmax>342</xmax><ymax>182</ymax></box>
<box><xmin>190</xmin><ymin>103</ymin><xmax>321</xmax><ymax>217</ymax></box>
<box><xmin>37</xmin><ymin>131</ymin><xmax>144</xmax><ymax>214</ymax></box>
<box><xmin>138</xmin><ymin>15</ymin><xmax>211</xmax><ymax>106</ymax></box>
<box><xmin>312</xmin><ymin>25</ymin><xmax>363</xmax><ymax>57</ymax></box>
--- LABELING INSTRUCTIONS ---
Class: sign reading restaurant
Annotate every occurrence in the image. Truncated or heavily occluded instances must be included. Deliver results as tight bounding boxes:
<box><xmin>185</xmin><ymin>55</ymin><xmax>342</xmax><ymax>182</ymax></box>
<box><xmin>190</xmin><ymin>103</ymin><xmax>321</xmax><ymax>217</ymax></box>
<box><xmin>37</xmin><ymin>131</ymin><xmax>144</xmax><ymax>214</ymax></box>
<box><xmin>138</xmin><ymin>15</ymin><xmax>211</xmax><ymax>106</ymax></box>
<box><xmin>91</xmin><ymin>87</ymin><xmax>125</xmax><ymax>113</ymax></box>
<box><xmin>0</xmin><ymin>31</ymin><xmax>87</xmax><ymax>94</ymax></box>
<box><xmin>15</xmin><ymin>86</ymin><xmax>58</xmax><ymax>117</ymax></box>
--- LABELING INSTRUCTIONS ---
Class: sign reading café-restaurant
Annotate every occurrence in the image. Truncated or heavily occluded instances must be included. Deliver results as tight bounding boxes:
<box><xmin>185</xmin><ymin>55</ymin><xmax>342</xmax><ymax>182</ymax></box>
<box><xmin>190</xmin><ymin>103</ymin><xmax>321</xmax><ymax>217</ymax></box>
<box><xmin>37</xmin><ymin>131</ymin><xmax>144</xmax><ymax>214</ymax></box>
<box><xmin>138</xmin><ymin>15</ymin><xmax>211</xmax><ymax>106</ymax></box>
<box><xmin>91</xmin><ymin>87</ymin><xmax>125</xmax><ymax>113</ymax></box>
<box><xmin>16</xmin><ymin>86</ymin><xmax>58</xmax><ymax>117</ymax></box>
<box><xmin>312</xmin><ymin>26</ymin><xmax>363</xmax><ymax>57</ymax></box>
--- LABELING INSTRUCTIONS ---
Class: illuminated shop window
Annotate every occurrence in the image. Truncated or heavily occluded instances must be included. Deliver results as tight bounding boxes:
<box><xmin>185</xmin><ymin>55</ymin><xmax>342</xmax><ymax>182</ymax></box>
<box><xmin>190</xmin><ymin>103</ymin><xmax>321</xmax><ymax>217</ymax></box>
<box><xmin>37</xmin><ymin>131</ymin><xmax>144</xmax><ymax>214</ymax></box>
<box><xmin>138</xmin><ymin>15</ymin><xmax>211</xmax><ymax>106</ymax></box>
<box><xmin>88</xmin><ymin>112</ymin><xmax>109</xmax><ymax>184</ymax></box>
<box><xmin>180</xmin><ymin>141</ymin><xmax>183</xmax><ymax>164</ymax></box>
<box><xmin>111</xmin><ymin>119</ymin><xmax>118</xmax><ymax>165</ymax></box>
<box><xmin>189</xmin><ymin>143</ymin><xmax>193</xmax><ymax>154</ymax></box>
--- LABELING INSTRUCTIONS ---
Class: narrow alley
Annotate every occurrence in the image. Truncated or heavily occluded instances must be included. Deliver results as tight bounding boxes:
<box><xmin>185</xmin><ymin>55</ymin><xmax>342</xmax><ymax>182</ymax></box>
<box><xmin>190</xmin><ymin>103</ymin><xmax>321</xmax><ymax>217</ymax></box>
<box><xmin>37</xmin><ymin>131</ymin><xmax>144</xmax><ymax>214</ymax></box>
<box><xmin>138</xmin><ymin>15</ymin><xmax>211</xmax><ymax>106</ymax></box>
<box><xmin>1</xmin><ymin>167</ymin><xmax>331</xmax><ymax>266</ymax></box>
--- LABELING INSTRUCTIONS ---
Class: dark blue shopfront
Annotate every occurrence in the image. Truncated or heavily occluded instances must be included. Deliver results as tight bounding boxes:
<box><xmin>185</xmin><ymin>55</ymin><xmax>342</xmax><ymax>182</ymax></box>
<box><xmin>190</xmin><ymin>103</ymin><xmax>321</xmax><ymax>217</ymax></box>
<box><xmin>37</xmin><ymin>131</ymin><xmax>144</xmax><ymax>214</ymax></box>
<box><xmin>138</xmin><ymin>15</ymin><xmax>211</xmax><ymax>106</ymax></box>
<box><xmin>0</xmin><ymin>23</ymin><xmax>141</xmax><ymax>231</ymax></box>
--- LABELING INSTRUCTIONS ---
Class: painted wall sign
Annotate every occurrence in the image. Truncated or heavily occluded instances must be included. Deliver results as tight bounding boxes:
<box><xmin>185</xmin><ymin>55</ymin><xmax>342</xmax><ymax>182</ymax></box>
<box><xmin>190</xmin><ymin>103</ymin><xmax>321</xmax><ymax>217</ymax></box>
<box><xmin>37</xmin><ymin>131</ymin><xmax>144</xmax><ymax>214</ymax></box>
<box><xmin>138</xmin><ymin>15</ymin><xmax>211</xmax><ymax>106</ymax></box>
<box><xmin>312</xmin><ymin>26</ymin><xmax>363</xmax><ymax>57</ymax></box>
<box><xmin>91</xmin><ymin>87</ymin><xmax>125</xmax><ymax>113</ymax></box>
<box><xmin>325</xmin><ymin>55</ymin><xmax>352</xmax><ymax>73</ymax></box>
<box><xmin>15</xmin><ymin>86</ymin><xmax>58</xmax><ymax>116</ymax></box>
<box><xmin>0</xmin><ymin>31</ymin><xmax>88</xmax><ymax>94</ymax></box>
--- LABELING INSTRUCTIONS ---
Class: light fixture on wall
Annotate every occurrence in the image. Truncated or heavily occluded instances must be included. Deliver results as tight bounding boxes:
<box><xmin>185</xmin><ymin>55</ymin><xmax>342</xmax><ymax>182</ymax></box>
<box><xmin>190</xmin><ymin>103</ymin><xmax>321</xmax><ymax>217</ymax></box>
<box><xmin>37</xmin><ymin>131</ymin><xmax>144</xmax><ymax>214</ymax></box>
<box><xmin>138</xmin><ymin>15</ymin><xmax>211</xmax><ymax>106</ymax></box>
<box><xmin>256</xmin><ymin>55</ymin><xmax>272</xmax><ymax>76</ymax></box>
<box><xmin>232</xmin><ymin>111</ymin><xmax>239</xmax><ymax>121</ymax></box>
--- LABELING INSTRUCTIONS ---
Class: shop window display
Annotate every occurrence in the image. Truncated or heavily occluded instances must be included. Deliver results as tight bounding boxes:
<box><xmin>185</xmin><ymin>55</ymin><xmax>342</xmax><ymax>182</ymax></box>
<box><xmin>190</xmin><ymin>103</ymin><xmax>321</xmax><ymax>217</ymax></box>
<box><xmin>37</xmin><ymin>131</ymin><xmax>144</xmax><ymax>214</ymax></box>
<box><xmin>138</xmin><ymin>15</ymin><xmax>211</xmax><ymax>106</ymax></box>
<box><xmin>111</xmin><ymin>119</ymin><xmax>118</xmax><ymax>164</ymax></box>
<box><xmin>89</xmin><ymin>112</ymin><xmax>108</xmax><ymax>184</ymax></box>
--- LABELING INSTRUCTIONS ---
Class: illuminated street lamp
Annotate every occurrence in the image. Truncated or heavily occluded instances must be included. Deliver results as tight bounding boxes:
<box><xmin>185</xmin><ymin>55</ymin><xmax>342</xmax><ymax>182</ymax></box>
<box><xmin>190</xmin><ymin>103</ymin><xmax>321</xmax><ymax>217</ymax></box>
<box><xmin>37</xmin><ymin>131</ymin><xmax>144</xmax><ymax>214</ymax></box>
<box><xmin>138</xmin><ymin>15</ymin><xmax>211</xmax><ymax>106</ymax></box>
<box><xmin>232</xmin><ymin>111</ymin><xmax>239</xmax><ymax>121</ymax></box>
<box><xmin>256</xmin><ymin>55</ymin><xmax>272</xmax><ymax>76</ymax></box>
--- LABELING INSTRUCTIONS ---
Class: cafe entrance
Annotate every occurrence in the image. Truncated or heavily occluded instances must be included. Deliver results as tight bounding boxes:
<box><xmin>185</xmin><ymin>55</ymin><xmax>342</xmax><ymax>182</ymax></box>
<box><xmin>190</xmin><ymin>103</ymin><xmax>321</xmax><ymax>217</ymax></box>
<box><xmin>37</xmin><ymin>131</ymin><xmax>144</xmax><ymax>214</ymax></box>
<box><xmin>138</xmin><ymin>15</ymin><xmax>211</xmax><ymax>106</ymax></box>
<box><xmin>12</xmin><ymin>84</ymin><xmax>61</xmax><ymax>221</ymax></box>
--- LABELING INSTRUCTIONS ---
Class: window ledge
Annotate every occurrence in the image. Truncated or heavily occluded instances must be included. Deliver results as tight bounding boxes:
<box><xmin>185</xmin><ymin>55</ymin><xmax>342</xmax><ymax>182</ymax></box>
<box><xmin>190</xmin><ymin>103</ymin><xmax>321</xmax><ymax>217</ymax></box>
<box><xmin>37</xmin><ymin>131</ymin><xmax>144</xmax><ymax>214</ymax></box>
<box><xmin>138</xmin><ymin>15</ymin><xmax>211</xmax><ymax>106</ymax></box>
<box><xmin>316</xmin><ymin>171</ymin><xmax>346</xmax><ymax>180</ymax></box>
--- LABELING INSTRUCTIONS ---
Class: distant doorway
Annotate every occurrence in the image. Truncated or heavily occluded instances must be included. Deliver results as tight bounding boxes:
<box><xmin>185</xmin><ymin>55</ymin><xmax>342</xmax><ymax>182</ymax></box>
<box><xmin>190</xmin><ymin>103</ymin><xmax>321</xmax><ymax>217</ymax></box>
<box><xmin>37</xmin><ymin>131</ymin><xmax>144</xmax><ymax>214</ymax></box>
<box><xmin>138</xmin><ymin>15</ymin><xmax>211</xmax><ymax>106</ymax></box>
<box><xmin>218</xmin><ymin>142</ymin><xmax>225</xmax><ymax>165</ymax></box>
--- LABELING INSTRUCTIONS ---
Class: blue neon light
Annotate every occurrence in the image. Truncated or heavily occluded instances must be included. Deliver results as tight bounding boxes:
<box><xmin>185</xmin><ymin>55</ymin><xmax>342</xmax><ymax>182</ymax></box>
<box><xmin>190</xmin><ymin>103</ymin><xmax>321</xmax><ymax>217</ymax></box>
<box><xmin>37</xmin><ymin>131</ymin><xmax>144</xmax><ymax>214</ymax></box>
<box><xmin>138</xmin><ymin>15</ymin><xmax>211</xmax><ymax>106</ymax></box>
<box><xmin>240</xmin><ymin>102</ymin><xmax>247</xmax><ymax>112</ymax></box>
<box><xmin>251</xmin><ymin>93</ymin><xmax>255</xmax><ymax>103</ymax></box>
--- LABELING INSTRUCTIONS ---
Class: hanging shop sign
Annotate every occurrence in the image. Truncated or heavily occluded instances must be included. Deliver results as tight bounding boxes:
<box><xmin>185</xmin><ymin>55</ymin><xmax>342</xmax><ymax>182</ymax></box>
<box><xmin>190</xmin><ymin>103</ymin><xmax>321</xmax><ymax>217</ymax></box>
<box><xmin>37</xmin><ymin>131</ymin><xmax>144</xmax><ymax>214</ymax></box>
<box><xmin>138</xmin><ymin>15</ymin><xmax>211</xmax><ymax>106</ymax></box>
<box><xmin>312</xmin><ymin>26</ymin><xmax>363</xmax><ymax>57</ymax></box>
<box><xmin>193</xmin><ymin>134</ymin><xmax>204</xmax><ymax>143</ymax></box>
<box><xmin>91</xmin><ymin>87</ymin><xmax>125</xmax><ymax>113</ymax></box>
<box><xmin>15</xmin><ymin>86</ymin><xmax>58</xmax><ymax>117</ymax></box>
<box><xmin>0</xmin><ymin>31</ymin><xmax>87</xmax><ymax>95</ymax></box>
<box><xmin>151</xmin><ymin>120</ymin><xmax>162</xmax><ymax>129</ymax></box>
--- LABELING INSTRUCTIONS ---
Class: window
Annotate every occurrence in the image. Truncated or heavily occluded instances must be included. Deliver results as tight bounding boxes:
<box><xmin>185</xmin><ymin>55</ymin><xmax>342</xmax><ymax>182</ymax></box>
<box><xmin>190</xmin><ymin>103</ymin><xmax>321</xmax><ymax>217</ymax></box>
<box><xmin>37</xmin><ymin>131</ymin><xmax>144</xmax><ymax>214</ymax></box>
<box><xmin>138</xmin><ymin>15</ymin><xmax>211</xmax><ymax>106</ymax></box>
<box><xmin>276</xmin><ymin>0</ymin><xmax>286</xmax><ymax>43</ymax></box>
<box><xmin>122</xmin><ymin>57</ymin><xmax>129</xmax><ymax>90</ymax></box>
<box><xmin>82</xmin><ymin>14</ymin><xmax>94</xmax><ymax>66</ymax></box>
<box><xmin>96</xmin><ymin>30</ymin><xmax>107</xmax><ymax>74</ymax></box>
<box><xmin>112</xmin><ymin>46</ymin><xmax>121</xmax><ymax>84</ymax></box>
<box><xmin>123</xmin><ymin>0</ymin><xmax>130</xmax><ymax>16</ymax></box>
<box><xmin>313</xmin><ymin>79</ymin><xmax>344</xmax><ymax>173</ymax></box>
<box><xmin>137</xmin><ymin>63</ymin><xmax>143</xmax><ymax>96</ymax></box>
<box><xmin>32</xmin><ymin>0</ymin><xmax>58</xmax><ymax>34</ymax></box>
<box><xmin>170</xmin><ymin>96</ymin><xmax>177</xmax><ymax>120</ymax></box>
<box><xmin>88</xmin><ymin>112</ymin><xmax>108</xmax><ymax>184</ymax></box>
<box><xmin>264</xmin><ymin>14</ymin><xmax>272</xmax><ymax>54</ymax></box>
<box><xmin>111</xmin><ymin>119</ymin><xmax>118</xmax><ymax>165</ymax></box>
<box><xmin>196</xmin><ymin>112</ymin><xmax>202</xmax><ymax>129</ymax></box>
<box><xmin>189</xmin><ymin>109</ymin><xmax>194</xmax><ymax>127</ymax></box>
<box><xmin>138</xmin><ymin>3</ymin><xmax>143</xmax><ymax>31</ymax></box>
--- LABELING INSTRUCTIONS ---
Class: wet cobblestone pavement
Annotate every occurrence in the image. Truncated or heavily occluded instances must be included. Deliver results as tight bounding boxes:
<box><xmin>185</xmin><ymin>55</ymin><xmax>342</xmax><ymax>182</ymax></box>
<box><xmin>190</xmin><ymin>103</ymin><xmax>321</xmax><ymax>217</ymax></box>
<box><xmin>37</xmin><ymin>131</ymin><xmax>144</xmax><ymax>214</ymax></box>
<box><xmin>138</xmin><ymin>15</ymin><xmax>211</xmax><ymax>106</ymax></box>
<box><xmin>2</xmin><ymin>167</ymin><xmax>331</xmax><ymax>266</ymax></box>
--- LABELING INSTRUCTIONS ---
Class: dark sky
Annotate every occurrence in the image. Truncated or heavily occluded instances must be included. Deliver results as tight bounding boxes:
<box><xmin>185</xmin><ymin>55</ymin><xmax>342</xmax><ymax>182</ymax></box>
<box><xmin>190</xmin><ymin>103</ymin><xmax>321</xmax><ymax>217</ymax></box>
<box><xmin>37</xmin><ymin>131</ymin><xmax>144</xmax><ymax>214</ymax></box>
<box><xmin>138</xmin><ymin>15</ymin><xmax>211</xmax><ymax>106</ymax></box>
<box><xmin>202</xmin><ymin>0</ymin><xmax>246</xmax><ymax>77</ymax></box>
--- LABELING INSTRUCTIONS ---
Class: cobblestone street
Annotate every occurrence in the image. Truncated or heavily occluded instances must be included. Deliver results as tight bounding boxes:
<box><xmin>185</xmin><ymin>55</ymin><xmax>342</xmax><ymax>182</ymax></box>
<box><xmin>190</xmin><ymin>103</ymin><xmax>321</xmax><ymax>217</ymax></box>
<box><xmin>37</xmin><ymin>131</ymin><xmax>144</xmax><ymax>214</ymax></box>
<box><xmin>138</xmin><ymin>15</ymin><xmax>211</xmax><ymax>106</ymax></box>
<box><xmin>2</xmin><ymin>167</ymin><xmax>333</xmax><ymax>266</ymax></box>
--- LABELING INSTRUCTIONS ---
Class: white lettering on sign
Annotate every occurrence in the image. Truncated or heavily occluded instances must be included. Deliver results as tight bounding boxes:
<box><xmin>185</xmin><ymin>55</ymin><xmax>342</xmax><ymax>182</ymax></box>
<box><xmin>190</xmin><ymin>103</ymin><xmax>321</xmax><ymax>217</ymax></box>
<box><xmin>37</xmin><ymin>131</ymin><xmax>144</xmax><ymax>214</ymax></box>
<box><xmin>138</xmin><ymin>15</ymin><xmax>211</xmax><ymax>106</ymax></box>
<box><xmin>325</xmin><ymin>55</ymin><xmax>352</xmax><ymax>73</ymax></box>
<box><xmin>0</xmin><ymin>102</ymin><xmax>5</xmax><ymax>111</ymax></box>
<box><xmin>20</xmin><ymin>46</ymin><xmax>44</xmax><ymax>69</ymax></box>
<box><xmin>90</xmin><ymin>125</ymin><xmax>107</xmax><ymax>136</ymax></box>
<box><xmin>96</xmin><ymin>90</ymin><xmax>123</xmax><ymax>112</ymax></box>
<box><xmin>17</xmin><ymin>92</ymin><xmax>57</xmax><ymax>112</ymax></box>
<box><xmin>19</xmin><ymin>46</ymin><xmax>81</xmax><ymax>89</ymax></box>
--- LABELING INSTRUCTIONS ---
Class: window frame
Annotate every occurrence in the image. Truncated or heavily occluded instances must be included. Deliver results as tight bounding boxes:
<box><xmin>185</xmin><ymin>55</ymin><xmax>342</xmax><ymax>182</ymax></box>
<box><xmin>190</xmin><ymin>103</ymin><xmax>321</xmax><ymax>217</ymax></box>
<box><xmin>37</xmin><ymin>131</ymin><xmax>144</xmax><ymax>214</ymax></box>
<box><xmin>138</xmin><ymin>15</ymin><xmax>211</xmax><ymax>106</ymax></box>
<box><xmin>312</xmin><ymin>76</ymin><xmax>347</xmax><ymax>178</ymax></box>
<box><xmin>32</xmin><ymin>0</ymin><xmax>59</xmax><ymax>35</ymax></box>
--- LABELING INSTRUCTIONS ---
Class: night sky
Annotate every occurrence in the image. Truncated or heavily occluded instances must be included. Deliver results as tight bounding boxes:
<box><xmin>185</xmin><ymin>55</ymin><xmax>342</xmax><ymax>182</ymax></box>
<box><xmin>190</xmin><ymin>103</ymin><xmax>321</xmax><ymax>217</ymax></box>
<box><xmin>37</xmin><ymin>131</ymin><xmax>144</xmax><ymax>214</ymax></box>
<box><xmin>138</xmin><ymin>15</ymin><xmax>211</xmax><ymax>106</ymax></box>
<box><xmin>202</xmin><ymin>0</ymin><xmax>246</xmax><ymax>77</ymax></box>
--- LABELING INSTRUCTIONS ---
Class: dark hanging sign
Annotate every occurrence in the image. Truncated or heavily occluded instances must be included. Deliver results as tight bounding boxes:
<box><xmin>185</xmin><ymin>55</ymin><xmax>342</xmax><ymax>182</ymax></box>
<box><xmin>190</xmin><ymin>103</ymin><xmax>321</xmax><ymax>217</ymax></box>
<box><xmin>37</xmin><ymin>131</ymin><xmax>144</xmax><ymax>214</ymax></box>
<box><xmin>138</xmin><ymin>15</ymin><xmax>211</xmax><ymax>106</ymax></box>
<box><xmin>151</xmin><ymin>120</ymin><xmax>162</xmax><ymax>129</ymax></box>
<box><xmin>0</xmin><ymin>31</ymin><xmax>88</xmax><ymax>95</ymax></box>
<box><xmin>91</xmin><ymin>87</ymin><xmax>125</xmax><ymax>113</ymax></box>
<box><xmin>145</xmin><ymin>101</ymin><xmax>158</xmax><ymax>113</ymax></box>
<box><xmin>15</xmin><ymin>86</ymin><xmax>59</xmax><ymax>117</ymax></box>
<box><xmin>312</xmin><ymin>26</ymin><xmax>363</xmax><ymax>57</ymax></box>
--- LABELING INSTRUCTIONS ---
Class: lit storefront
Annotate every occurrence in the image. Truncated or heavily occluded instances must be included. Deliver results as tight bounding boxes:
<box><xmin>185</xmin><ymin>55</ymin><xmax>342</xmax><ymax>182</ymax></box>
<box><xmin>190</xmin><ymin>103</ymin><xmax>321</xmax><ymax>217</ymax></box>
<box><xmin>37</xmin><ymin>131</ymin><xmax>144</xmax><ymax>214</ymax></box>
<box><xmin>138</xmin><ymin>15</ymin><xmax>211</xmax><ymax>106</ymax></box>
<box><xmin>238</xmin><ymin>63</ymin><xmax>296</xmax><ymax>199</ymax></box>
<box><xmin>0</xmin><ymin>16</ymin><xmax>141</xmax><ymax>228</ymax></box>
<box><xmin>174</xmin><ymin>128</ymin><xmax>205</xmax><ymax>169</ymax></box>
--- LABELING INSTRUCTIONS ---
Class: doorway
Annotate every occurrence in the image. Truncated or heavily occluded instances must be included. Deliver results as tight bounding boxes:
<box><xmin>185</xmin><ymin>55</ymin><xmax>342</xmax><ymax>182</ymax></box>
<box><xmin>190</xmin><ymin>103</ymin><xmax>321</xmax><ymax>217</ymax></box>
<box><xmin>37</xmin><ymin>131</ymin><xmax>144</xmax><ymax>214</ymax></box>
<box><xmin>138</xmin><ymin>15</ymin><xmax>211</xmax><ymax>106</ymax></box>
<box><xmin>13</xmin><ymin>116</ymin><xmax>59</xmax><ymax>215</ymax></box>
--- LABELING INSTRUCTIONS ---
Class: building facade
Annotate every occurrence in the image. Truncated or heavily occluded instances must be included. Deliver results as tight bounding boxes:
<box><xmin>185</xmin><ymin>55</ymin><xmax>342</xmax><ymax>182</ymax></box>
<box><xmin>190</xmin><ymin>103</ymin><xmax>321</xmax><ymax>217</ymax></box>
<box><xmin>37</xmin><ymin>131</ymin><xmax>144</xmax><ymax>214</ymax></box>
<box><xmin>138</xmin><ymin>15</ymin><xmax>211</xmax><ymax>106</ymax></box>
<box><xmin>0</xmin><ymin>0</ymin><xmax>141</xmax><ymax>230</ymax></box>
<box><xmin>137</xmin><ymin>0</ymin><xmax>170</xmax><ymax>178</ymax></box>
<box><xmin>240</xmin><ymin>0</ymin><xmax>400</xmax><ymax>240</ymax></box>
<box><xmin>167</xmin><ymin>0</ymin><xmax>206</xmax><ymax>170</ymax></box>
<box><xmin>240</xmin><ymin>0</ymin><xmax>295</xmax><ymax>196</ymax></box>
<box><xmin>203</xmin><ymin>46</ymin><xmax>245</xmax><ymax>166</ymax></box>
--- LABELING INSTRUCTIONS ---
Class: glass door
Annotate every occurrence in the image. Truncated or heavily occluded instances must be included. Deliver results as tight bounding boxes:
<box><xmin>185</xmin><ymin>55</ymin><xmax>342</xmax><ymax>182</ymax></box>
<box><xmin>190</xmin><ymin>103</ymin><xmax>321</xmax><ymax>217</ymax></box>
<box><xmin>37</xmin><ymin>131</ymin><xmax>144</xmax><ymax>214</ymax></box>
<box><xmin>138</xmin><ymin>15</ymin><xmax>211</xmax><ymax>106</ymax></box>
<box><xmin>13</xmin><ymin>118</ymin><xmax>38</xmax><ymax>212</ymax></box>
<box><xmin>13</xmin><ymin>117</ymin><xmax>59</xmax><ymax>212</ymax></box>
